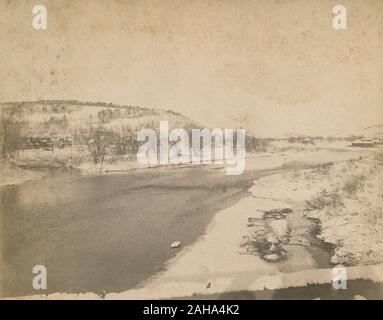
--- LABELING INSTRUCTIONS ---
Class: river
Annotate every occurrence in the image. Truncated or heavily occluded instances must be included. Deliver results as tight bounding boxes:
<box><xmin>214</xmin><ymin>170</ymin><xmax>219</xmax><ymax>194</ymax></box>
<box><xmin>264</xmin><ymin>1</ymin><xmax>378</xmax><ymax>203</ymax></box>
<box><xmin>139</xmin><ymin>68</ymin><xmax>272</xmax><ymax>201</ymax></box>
<box><xmin>1</xmin><ymin>165</ymin><xmax>291</xmax><ymax>298</ymax></box>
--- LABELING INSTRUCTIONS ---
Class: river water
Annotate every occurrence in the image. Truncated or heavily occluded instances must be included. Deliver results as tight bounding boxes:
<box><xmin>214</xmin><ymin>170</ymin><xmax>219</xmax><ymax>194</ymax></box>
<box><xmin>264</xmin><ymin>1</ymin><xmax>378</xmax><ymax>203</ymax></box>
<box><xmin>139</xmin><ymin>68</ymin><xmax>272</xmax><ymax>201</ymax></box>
<box><xmin>1</xmin><ymin>165</ymin><xmax>281</xmax><ymax>298</ymax></box>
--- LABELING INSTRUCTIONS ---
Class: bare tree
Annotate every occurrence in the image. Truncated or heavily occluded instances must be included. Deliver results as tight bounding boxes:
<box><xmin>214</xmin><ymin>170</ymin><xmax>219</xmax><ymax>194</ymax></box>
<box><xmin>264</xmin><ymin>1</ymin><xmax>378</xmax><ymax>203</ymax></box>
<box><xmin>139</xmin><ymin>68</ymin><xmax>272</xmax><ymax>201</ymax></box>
<box><xmin>113</xmin><ymin>126</ymin><xmax>141</xmax><ymax>156</ymax></box>
<box><xmin>80</xmin><ymin>123</ymin><xmax>113</xmax><ymax>165</ymax></box>
<box><xmin>0</xmin><ymin>106</ymin><xmax>25</xmax><ymax>158</ymax></box>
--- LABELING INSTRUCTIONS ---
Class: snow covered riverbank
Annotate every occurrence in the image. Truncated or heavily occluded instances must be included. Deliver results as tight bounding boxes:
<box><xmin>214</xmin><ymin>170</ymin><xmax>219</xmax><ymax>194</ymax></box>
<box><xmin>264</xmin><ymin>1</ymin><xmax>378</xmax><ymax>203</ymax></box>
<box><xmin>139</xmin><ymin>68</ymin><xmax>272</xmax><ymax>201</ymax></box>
<box><xmin>108</xmin><ymin>147</ymin><xmax>383</xmax><ymax>299</ymax></box>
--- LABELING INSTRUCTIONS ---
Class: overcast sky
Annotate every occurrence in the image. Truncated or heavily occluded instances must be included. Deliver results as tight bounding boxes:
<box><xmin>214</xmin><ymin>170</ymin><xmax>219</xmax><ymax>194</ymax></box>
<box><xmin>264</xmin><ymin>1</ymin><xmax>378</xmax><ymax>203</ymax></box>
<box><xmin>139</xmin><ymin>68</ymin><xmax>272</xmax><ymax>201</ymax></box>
<box><xmin>1</xmin><ymin>0</ymin><xmax>382</xmax><ymax>136</ymax></box>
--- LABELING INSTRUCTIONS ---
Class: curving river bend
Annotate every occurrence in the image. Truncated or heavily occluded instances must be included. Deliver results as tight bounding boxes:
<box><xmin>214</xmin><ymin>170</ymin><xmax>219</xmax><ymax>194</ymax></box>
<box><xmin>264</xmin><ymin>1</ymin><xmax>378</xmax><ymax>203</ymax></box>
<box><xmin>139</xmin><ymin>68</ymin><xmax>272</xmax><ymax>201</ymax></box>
<box><xmin>1</xmin><ymin>165</ymin><xmax>291</xmax><ymax>298</ymax></box>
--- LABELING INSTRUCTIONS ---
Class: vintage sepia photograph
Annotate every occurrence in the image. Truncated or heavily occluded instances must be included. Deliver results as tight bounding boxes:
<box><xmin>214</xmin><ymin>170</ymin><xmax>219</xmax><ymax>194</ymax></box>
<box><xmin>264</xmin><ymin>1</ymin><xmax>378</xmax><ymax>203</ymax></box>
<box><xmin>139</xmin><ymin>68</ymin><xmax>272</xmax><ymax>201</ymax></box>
<box><xmin>1</xmin><ymin>0</ymin><xmax>382</xmax><ymax>304</ymax></box>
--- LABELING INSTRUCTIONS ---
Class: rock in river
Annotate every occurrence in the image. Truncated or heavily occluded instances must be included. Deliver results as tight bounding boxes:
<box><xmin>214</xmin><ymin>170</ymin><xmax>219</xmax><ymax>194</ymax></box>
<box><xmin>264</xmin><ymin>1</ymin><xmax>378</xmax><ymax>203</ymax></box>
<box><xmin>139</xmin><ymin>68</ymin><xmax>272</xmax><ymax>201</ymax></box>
<box><xmin>170</xmin><ymin>241</ymin><xmax>181</xmax><ymax>249</ymax></box>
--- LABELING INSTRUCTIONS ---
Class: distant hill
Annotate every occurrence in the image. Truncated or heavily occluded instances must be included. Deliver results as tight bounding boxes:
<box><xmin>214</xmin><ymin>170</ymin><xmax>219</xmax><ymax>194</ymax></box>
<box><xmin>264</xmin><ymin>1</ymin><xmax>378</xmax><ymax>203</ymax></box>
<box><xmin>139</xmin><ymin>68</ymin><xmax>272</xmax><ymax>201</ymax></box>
<box><xmin>362</xmin><ymin>123</ymin><xmax>383</xmax><ymax>138</ymax></box>
<box><xmin>0</xmin><ymin>100</ymin><xmax>198</xmax><ymax>137</ymax></box>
